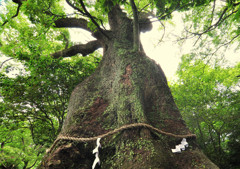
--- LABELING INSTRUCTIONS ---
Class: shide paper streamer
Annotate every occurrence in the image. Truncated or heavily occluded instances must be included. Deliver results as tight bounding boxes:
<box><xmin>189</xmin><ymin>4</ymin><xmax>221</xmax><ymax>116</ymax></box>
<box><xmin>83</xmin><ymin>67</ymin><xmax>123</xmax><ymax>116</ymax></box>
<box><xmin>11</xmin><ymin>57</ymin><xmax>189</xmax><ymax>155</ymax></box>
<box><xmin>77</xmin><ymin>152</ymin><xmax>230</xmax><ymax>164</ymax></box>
<box><xmin>171</xmin><ymin>138</ymin><xmax>189</xmax><ymax>153</ymax></box>
<box><xmin>91</xmin><ymin>138</ymin><xmax>190</xmax><ymax>168</ymax></box>
<box><xmin>91</xmin><ymin>137</ymin><xmax>189</xmax><ymax>169</ymax></box>
<box><xmin>92</xmin><ymin>138</ymin><xmax>101</xmax><ymax>169</ymax></box>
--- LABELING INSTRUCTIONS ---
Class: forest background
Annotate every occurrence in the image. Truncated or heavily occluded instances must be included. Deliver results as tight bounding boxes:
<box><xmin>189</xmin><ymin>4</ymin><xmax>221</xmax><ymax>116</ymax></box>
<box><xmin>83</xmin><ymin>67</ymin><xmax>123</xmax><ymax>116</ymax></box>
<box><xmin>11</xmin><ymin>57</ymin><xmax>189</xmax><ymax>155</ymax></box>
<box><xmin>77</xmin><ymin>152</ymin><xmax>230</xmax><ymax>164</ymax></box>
<box><xmin>0</xmin><ymin>0</ymin><xmax>239</xmax><ymax>168</ymax></box>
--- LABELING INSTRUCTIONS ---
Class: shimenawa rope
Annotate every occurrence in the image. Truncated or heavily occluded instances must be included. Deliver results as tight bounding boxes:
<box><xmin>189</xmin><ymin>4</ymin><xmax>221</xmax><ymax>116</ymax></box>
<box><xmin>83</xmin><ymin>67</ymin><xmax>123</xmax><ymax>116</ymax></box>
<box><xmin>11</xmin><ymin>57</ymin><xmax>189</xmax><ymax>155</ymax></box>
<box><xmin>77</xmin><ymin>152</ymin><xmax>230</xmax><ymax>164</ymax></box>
<box><xmin>47</xmin><ymin>123</ymin><xmax>196</xmax><ymax>154</ymax></box>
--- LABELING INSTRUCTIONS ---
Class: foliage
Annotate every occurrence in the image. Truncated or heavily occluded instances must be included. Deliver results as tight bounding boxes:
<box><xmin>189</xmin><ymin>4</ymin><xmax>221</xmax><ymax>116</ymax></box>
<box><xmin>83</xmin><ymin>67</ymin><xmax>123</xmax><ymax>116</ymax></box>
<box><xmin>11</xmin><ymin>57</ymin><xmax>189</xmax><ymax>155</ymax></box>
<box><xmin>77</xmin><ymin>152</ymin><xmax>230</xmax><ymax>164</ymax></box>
<box><xmin>0</xmin><ymin>121</ymin><xmax>45</xmax><ymax>168</ymax></box>
<box><xmin>60</xmin><ymin>0</ymin><xmax>213</xmax><ymax>31</ymax></box>
<box><xmin>0</xmin><ymin>53</ymin><xmax>101</xmax><ymax>168</ymax></box>
<box><xmin>181</xmin><ymin>0</ymin><xmax>240</xmax><ymax>56</ymax></box>
<box><xmin>1</xmin><ymin>0</ymin><xmax>239</xmax><ymax>168</ymax></box>
<box><xmin>170</xmin><ymin>54</ymin><xmax>240</xmax><ymax>168</ymax></box>
<box><xmin>1</xmin><ymin>54</ymin><xmax>101</xmax><ymax>141</ymax></box>
<box><xmin>0</xmin><ymin>1</ymin><xmax>101</xmax><ymax>168</ymax></box>
<box><xmin>0</xmin><ymin>56</ymin><xmax>101</xmax><ymax>168</ymax></box>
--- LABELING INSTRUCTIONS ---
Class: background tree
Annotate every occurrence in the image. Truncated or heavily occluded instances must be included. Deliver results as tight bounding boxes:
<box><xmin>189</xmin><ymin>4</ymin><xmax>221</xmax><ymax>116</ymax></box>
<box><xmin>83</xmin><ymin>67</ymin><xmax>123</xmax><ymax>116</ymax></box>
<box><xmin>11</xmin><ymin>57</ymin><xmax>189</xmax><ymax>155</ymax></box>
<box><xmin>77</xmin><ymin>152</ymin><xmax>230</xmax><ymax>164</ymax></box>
<box><xmin>170</xmin><ymin>54</ymin><xmax>240</xmax><ymax>169</ymax></box>
<box><xmin>0</xmin><ymin>120</ymin><xmax>45</xmax><ymax>168</ymax></box>
<box><xmin>0</xmin><ymin>2</ymin><xmax>101</xmax><ymax>167</ymax></box>
<box><xmin>173</xmin><ymin>2</ymin><xmax>240</xmax><ymax>167</ymax></box>
<box><xmin>1</xmin><ymin>0</ymin><xmax>239</xmax><ymax>168</ymax></box>
<box><xmin>0</xmin><ymin>45</ymin><xmax>100</xmax><ymax>168</ymax></box>
<box><xmin>0</xmin><ymin>55</ymin><xmax>100</xmax><ymax>143</ymax></box>
<box><xmin>180</xmin><ymin>0</ymin><xmax>240</xmax><ymax>56</ymax></box>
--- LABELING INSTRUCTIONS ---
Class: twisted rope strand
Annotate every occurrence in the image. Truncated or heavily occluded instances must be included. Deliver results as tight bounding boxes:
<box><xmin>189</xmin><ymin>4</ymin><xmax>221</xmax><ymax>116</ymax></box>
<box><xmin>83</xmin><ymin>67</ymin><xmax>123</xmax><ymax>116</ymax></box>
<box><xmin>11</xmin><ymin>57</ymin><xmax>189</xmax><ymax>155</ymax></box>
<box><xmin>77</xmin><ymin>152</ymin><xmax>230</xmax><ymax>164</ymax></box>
<box><xmin>47</xmin><ymin>123</ymin><xmax>196</xmax><ymax>154</ymax></box>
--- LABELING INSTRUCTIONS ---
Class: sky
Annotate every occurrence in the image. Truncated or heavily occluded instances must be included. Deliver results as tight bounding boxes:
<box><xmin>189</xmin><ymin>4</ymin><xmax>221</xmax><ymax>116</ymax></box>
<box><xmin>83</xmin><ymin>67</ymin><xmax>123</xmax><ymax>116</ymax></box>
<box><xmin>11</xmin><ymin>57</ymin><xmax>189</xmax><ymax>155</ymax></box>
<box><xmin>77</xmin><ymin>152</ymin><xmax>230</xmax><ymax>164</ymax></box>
<box><xmin>63</xmin><ymin>1</ymin><xmax>189</xmax><ymax>80</ymax></box>
<box><xmin>141</xmin><ymin>15</ymin><xmax>185</xmax><ymax>80</ymax></box>
<box><xmin>67</xmin><ymin>12</ymin><xmax>191</xmax><ymax>81</ymax></box>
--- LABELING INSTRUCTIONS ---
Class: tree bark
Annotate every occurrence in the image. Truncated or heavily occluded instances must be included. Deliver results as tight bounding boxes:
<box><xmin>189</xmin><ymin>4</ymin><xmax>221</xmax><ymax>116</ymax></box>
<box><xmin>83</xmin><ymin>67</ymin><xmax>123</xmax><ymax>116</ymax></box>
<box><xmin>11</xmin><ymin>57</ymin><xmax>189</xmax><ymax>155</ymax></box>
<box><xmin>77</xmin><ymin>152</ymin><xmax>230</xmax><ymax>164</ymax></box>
<box><xmin>40</xmin><ymin>5</ymin><xmax>218</xmax><ymax>169</ymax></box>
<box><xmin>130</xmin><ymin>0</ymin><xmax>140</xmax><ymax>51</ymax></box>
<box><xmin>51</xmin><ymin>40</ymin><xmax>102</xmax><ymax>58</ymax></box>
<box><xmin>54</xmin><ymin>18</ymin><xmax>91</xmax><ymax>31</ymax></box>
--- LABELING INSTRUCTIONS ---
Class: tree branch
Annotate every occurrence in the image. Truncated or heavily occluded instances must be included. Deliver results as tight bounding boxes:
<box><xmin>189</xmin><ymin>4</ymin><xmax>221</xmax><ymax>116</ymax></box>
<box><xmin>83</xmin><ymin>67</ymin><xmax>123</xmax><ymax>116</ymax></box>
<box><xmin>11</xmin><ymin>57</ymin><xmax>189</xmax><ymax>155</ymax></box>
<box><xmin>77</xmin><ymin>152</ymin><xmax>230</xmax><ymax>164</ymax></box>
<box><xmin>209</xmin><ymin>0</ymin><xmax>216</xmax><ymax>27</ymax></box>
<box><xmin>130</xmin><ymin>0</ymin><xmax>140</xmax><ymax>51</ymax></box>
<box><xmin>62</xmin><ymin>34</ymin><xmax>69</xmax><ymax>49</ymax></box>
<box><xmin>211</xmin><ymin>33</ymin><xmax>240</xmax><ymax>56</ymax></box>
<box><xmin>188</xmin><ymin>4</ymin><xmax>239</xmax><ymax>38</ymax></box>
<box><xmin>156</xmin><ymin>20</ymin><xmax>165</xmax><ymax>45</ymax></box>
<box><xmin>2</xmin><ymin>1</ymin><xmax>22</xmax><ymax>26</ymax></box>
<box><xmin>0</xmin><ymin>58</ymin><xmax>13</xmax><ymax>69</ymax></box>
<box><xmin>54</xmin><ymin>17</ymin><xmax>91</xmax><ymax>32</ymax></box>
<box><xmin>65</xmin><ymin>0</ymin><xmax>106</xmax><ymax>31</ymax></box>
<box><xmin>192</xmin><ymin>6</ymin><xmax>229</xmax><ymax>36</ymax></box>
<box><xmin>51</xmin><ymin>40</ymin><xmax>102</xmax><ymax>58</ymax></box>
<box><xmin>65</xmin><ymin>0</ymin><xmax>86</xmax><ymax>15</ymax></box>
<box><xmin>78</xmin><ymin>0</ymin><xmax>110</xmax><ymax>39</ymax></box>
<box><xmin>178</xmin><ymin>3</ymin><xmax>239</xmax><ymax>45</ymax></box>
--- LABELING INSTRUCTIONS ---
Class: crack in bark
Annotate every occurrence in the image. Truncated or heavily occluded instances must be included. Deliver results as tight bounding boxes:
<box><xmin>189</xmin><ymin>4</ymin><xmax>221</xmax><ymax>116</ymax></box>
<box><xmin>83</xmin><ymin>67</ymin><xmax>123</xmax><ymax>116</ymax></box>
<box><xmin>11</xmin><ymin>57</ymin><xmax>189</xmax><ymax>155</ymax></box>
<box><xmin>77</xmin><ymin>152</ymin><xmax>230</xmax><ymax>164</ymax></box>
<box><xmin>121</xmin><ymin>64</ymin><xmax>132</xmax><ymax>87</ymax></box>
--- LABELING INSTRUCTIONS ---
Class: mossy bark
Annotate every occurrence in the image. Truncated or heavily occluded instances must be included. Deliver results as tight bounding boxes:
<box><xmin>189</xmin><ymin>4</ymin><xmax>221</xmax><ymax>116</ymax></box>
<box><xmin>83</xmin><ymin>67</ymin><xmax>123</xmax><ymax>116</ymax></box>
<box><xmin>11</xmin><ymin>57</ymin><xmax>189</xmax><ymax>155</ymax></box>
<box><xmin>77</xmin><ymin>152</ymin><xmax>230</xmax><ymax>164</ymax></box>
<box><xmin>40</xmin><ymin>5</ymin><xmax>218</xmax><ymax>169</ymax></box>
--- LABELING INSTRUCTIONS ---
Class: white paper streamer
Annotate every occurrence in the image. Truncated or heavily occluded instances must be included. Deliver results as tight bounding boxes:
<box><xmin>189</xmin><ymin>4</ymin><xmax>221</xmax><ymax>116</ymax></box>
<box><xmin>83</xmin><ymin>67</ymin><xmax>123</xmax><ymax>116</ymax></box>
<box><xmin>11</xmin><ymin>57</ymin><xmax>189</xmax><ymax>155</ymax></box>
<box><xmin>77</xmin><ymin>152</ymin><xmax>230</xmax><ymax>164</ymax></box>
<box><xmin>171</xmin><ymin>138</ymin><xmax>188</xmax><ymax>153</ymax></box>
<box><xmin>92</xmin><ymin>138</ymin><xmax>101</xmax><ymax>169</ymax></box>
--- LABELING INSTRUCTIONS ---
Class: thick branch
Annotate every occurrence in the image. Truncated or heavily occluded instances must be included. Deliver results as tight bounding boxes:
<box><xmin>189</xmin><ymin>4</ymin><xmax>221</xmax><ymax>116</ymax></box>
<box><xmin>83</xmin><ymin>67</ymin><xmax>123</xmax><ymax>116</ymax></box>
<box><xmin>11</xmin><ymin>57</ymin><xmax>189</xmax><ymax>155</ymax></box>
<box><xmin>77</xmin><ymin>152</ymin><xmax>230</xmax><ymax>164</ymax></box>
<box><xmin>54</xmin><ymin>18</ymin><xmax>91</xmax><ymax>32</ymax></box>
<box><xmin>51</xmin><ymin>40</ymin><xmax>102</xmax><ymax>58</ymax></box>
<box><xmin>130</xmin><ymin>0</ymin><xmax>140</xmax><ymax>51</ymax></box>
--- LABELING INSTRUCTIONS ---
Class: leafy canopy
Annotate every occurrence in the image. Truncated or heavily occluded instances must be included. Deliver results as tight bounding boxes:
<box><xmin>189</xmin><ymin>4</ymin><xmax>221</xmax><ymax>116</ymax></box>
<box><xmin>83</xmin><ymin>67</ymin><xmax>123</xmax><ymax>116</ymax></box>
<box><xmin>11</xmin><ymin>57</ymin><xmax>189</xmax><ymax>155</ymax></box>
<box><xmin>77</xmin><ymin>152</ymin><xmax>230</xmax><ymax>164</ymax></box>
<box><xmin>170</xmin><ymin>54</ymin><xmax>240</xmax><ymax>168</ymax></box>
<box><xmin>1</xmin><ymin>0</ymin><xmax>240</xmax><ymax>168</ymax></box>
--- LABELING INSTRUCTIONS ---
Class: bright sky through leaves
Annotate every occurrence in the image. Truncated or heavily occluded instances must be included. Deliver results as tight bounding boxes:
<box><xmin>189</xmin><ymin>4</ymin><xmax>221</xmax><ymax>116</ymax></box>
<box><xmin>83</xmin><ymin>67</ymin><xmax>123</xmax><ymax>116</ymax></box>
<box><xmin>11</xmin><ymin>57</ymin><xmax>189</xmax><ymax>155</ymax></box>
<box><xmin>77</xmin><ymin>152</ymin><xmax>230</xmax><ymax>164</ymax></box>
<box><xmin>66</xmin><ymin>2</ymin><xmax>240</xmax><ymax>81</ymax></box>
<box><xmin>1</xmin><ymin>1</ymin><xmax>240</xmax><ymax>80</ymax></box>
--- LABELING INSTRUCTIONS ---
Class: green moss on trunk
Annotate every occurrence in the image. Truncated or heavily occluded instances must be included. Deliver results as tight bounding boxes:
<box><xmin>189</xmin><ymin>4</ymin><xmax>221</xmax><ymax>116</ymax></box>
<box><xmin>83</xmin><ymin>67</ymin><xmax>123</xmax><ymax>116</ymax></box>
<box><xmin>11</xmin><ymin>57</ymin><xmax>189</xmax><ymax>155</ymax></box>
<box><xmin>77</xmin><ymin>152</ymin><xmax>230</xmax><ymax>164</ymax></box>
<box><xmin>40</xmin><ymin>43</ymin><xmax>218</xmax><ymax>168</ymax></box>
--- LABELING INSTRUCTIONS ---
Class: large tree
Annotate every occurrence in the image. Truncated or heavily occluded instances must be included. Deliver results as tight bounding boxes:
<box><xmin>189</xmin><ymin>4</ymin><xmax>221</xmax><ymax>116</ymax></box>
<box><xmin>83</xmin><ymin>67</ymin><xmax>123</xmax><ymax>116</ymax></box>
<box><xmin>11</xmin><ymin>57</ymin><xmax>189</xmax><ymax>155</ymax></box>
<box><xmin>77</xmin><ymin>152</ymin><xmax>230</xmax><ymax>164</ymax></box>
<box><xmin>2</xmin><ymin>0</ymin><xmax>235</xmax><ymax>168</ymax></box>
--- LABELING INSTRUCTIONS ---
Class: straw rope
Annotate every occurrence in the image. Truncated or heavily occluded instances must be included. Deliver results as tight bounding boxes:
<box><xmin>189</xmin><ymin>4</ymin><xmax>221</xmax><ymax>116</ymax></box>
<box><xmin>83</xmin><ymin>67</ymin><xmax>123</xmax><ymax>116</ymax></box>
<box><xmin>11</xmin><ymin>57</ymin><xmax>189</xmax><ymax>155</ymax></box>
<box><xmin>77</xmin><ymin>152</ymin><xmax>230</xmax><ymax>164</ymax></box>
<box><xmin>47</xmin><ymin>123</ymin><xmax>196</xmax><ymax>154</ymax></box>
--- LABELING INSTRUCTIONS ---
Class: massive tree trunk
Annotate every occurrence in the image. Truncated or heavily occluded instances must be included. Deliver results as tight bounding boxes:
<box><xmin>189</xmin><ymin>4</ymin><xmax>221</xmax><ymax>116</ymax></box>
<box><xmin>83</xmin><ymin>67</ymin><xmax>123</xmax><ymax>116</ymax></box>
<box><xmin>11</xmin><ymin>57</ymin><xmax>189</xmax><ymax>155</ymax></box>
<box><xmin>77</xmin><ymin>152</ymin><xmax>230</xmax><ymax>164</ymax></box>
<box><xmin>40</xmin><ymin>5</ymin><xmax>218</xmax><ymax>169</ymax></box>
